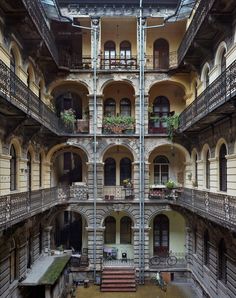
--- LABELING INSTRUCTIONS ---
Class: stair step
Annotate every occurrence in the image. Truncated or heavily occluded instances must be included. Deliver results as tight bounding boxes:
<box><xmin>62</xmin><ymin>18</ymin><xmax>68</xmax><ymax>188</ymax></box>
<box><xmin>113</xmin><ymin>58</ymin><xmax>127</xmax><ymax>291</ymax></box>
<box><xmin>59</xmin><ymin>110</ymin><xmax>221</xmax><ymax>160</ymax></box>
<box><xmin>102</xmin><ymin>275</ymin><xmax>135</xmax><ymax>279</ymax></box>
<box><xmin>103</xmin><ymin>270</ymin><xmax>135</xmax><ymax>274</ymax></box>
<box><xmin>101</xmin><ymin>283</ymin><xmax>136</xmax><ymax>287</ymax></box>
<box><xmin>101</xmin><ymin>288</ymin><xmax>136</xmax><ymax>292</ymax></box>
<box><xmin>102</xmin><ymin>279</ymin><xmax>135</xmax><ymax>284</ymax></box>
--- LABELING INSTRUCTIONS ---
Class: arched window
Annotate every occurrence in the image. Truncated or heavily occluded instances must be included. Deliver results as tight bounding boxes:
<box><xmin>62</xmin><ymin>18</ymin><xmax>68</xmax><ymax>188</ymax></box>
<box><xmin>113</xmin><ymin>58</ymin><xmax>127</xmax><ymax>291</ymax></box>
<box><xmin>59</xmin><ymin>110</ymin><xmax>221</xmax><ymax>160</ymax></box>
<box><xmin>194</xmin><ymin>153</ymin><xmax>198</xmax><ymax>186</ymax></box>
<box><xmin>10</xmin><ymin>50</ymin><xmax>16</xmax><ymax>74</ymax></box>
<box><xmin>104</xmin><ymin>158</ymin><xmax>116</xmax><ymax>186</ymax></box>
<box><xmin>120</xmin><ymin>158</ymin><xmax>132</xmax><ymax>185</ymax></box>
<box><xmin>220</xmin><ymin>49</ymin><xmax>226</xmax><ymax>73</ymax></box>
<box><xmin>151</xmin><ymin>96</ymin><xmax>170</xmax><ymax>132</ymax></box>
<box><xmin>56</xmin><ymin>92</ymin><xmax>82</xmax><ymax>119</ymax></box>
<box><xmin>219</xmin><ymin>144</ymin><xmax>227</xmax><ymax>192</ymax></box>
<box><xmin>120</xmin><ymin>41</ymin><xmax>131</xmax><ymax>59</ymax></box>
<box><xmin>120</xmin><ymin>98</ymin><xmax>131</xmax><ymax>116</ymax></box>
<box><xmin>27</xmin><ymin>152</ymin><xmax>32</xmax><ymax>191</ymax></box>
<box><xmin>203</xmin><ymin>229</ymin><xmax>209</xmax><ymax>266</ymax></box>
<box><xmin>153</xmin><ymin>39</ymin><xmax>169</xmax><ymax>69</ymax></box>
<box><xmin>104</xmin><ymin>98</ymin><xmax>116</xmax><ymax>116</ymax></box>
<box><xmin>104</xmin><ymin>41</ymin><xmax>116</xmax><ymax>69</ymax></box>
<box><xmin>205</xmin><ymin>68</ymin><xmax>210</xmax><ymax>88</ymax></box>
<box><xmin>218</xmin><ymin>239</ymin><xmax>227</xmax><ymax>283</ymax></box>
<box><xmin>39</xmin><ymin>153</ymin><xmax>42</xmax><ymax>187</ymax></box>
<box><xmin>154</xmin><ymin>156</ymin><xmax>169</xmax><ymax>185</ymax></box>
<box><xmin>206</xmin><ymin>150</ymin><xmax>210</xmax><ymax>189</ymax></box>
<box><xmin>120</xmin><ymin>216</ymin><xmax>132</xmax><ymax>244</ymax></box>
<box><xmin>104</xmin><ymin>216</ymin><xmax>116</xmax><ymax>244</ymax></box>
<box><xmin>10</xmin><ymin>145</ymin><xmax>17</xmax><ymax>191</ymax></box>
<box><xmin>193</xmin><ymin>228</ymin><xmax>197</xmax><ymax>254</ymax></box>
<box><xmin>153</xmin><ymin>214</ymin><xmax>169</xmax><ymax>255</ymax></box>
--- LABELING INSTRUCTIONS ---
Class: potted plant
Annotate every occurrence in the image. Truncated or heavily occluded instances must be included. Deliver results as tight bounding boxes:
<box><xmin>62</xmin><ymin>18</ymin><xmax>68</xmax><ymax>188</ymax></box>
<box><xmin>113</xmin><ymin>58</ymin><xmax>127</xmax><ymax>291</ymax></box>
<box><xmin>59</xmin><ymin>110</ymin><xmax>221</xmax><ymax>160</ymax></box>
<box><xmin>103</xmin><ymin>115</ymin><xmax>135</xmax><ymax>134</ymax></box>
<box><xmin>60</xmin><ymin>108</ymin><xmax>76</xmax><ymax>130</ymax></box>
<box><xmin>123</xmin><ymin>178</ymin><xmax>133</xmax><ymax>188</ymax></box>
<box><xmin>165</xmin><ymin>179</ymin><xmax>177</xmax><ymax>198</ymax></box>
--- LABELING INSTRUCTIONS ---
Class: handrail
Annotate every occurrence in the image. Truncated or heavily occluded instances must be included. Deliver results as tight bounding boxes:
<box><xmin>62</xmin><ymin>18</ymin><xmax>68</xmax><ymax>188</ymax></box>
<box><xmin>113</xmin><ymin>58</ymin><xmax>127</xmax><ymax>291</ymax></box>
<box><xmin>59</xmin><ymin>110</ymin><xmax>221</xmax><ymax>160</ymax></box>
<box><xmin>21</xmin><ymin>0</ymin><xmax>59</xmax><ymax>64</ymax></box>
<box><xmin>173</xmin><ymin>188</ymin><xmax>236</xmax><ymax>230</ymax></box>
<box><xmin>179</xmin><ymin>60</ymin><xmax>236</xmax><ymax>131</ymax></box>
<box><xmin>0</xmin><ymin>185</ymin><xmax>89</xmax><ymax>230</ymax></box>
<box><xmin>0</xmin><ymin>59</ymin><xmax>65</xmax><ymax>135</ymax></box>
<box><xmin>178</xmin><ymin>0</ymin><xmax>215</xmax><ymax>64</ymax></box>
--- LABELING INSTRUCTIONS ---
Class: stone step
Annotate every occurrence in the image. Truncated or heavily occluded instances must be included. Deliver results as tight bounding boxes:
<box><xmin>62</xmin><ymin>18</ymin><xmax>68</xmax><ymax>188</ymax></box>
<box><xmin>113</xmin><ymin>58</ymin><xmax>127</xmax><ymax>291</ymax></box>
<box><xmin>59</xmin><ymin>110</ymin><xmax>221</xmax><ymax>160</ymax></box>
<box><xmin>101</xmin><ymin>288</ymin><xmax>136</xmax><ymax>292</ymax></box>
<box><xmin>102</xmin><ymin>279</ymin><xmax>136</xmax><ymax>284</ymax></box>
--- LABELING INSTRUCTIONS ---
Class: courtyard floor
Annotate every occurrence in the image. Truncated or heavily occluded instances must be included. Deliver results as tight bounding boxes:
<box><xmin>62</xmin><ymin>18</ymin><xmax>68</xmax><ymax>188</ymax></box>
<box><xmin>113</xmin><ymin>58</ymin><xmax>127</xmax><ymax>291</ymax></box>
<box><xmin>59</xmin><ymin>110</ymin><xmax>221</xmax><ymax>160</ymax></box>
<box><xmin>74</xmin><ymin>283</ymin><xmax>197</xmax><ymax>298</ymax></box>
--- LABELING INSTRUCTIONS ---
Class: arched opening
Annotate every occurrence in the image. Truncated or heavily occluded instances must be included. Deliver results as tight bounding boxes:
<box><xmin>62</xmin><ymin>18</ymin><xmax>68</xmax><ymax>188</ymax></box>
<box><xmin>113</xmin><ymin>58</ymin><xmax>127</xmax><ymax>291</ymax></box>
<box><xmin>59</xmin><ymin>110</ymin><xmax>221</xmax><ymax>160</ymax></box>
<box><xmin>27</xmin><ymin>151</ymin><xmax>32</xmax><ymax>191</ymax></box>
<box><xmin>120</xmin><ymin>41</ymin><xmax>131</xmax><ymax>59</ymax></box>
<box><xmin>104</xmin><ymin>98</ymin><xmax>116</xmax><ymax>116</ymax></box>
<box><xmin>153</xmin><ymin>214</ymin><xmax>169</xmax><ymax>256</ymax></box>
<box><xmin>218</xmin><ymin>239</ymin><xmax>227</xmax><ymax>283</ymax></box>
<box><xmin>205</xmin><ymin>150</ymin><xmax>210</xmax><ymax>189</ymax></box>
<box><xmin>153</xmin><ymin>156</ymin><xmax>169</xmax><ymax>185</ymax></box>
<box><xmin>104</xmin><ymin>216</ymin><xmax>116</xmax><ymax>244</ymax></box>
<box><xmin>120</xmin><ymin>157</ymin><xmax>132</xmax><ymax>185</ymax></box>
<box><xmin>120</xmin><ymin>216</ymin><xmax>132</xmax><ymax>244</ymax></box>
<box><xmin>120</xmin><ymin>98</ymin><xmax>131</xmax><ymax>116</ymax></box>
<box><xmin>104</xmin><ymin>40</ymin><xmax>116</xmax><ymax>69</ymax></box>
<box><xmin>219</xmin><ymin>144</ymin><xmax>227</xmax><ymax>192</ymax></box>
<box><xmin>104</xmin><ymin>158</ymin><xmax>116</xmax><ymax>186</ymax></box>
<box><xmin>10</xmin><ymin>145</ymin><xmax>17</xmax><ymax>191</ymax></box>
<box><xmin>203</xmin><ymin>229</ymin><xmax>209</xmax><ymax>266</ymax></box>
<box><xmin>153</xmin><ymin>39</ymin><xmax>169</xmax><ymax>69</ymax></box>
<box><xmin>220</xmin><ymin>49</ymin><xmax>226</xmax><ymax>73</ymax></box>
<box><xmin>56</xmin><ymin>92</ymin><xmax>82</xmax><ymax>120</ymax></box>
<box><xmin>149</xmin><ymin>96</ymin><xmax>170</xmax><ymax>133</ymax></box>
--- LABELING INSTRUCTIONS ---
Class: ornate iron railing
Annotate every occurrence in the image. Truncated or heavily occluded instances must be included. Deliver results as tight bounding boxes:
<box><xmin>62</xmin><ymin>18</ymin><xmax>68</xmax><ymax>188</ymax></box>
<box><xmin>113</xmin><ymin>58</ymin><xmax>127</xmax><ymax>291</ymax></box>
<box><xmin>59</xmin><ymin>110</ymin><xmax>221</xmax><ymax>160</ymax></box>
<box><xmin>59</xmin><ymin>53</ymin><xmax>92</xmax><ymax>70</ymax></box>
<box><xmin>178</xmin><ymin>0</ymin><xmax>215</xmax><ymax>64</ymax></box>
<box><xmin>173</xmin><ymin>188</ymin><xmax>236</xmax><ymax>229</ymax></box>
<box><xmin>0</xmin><ymin>59</ymin><xmax>65</xmax><ymax>134</ymax></box>
<box><xmin>0</xmin><ymin>185</ymin><xmax>89</xmax><ymax>230</ymax></box>
<box><xmin>103</xmin><ymin>186</ymin><xmax>134</xmax><ymax>201</ymax></box>
<box><xmin>21</xmin><ymin>0</ymin><xmax>59</xmax><ymax>64</ymax></box>
<box><xmin>149</xmin><ymin>252</ymin><xmax>190</xmax><ymax>269</ymax></box>
<box><xmin>179</xmin><ymin>60</ymin><xmax>236</xmax><ymax>131</ymax></box>
<box><xmin>100</xmin><ymin>56</ymin><xmax>138</xmax><ymax>70</ymax></box>
<box><xmin>145</xmin><ymin>51</ymin><xmax>178</xmax><ymax>70</ymax></box>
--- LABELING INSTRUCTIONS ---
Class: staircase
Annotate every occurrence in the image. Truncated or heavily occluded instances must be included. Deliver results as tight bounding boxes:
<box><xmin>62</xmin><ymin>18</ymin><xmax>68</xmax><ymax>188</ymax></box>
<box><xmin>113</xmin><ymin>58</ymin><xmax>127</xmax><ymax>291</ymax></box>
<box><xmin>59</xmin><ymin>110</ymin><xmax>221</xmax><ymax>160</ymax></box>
<box><xmin>101</xmin><ymin>267</ymin><xmax>137</xmax><ymax>292</ymax></box>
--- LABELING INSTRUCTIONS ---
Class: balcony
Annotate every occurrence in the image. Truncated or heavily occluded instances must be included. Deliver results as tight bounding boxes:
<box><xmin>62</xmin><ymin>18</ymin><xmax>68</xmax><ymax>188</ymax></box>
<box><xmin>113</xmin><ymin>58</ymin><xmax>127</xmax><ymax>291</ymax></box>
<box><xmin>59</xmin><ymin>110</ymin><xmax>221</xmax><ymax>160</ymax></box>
<box><xmin>0</xmin><ymin>59</ymin><xmax>64</xmax><ymax>135</ymax></box>
<box><xmin>177</xmin><ymin>0</ymin><xmax>215</xmax><ymax>65</ymax></box>
<box><xmin>179</xmin><ymin>60</ymin><xmax>236</xmax><ymax>132</ymax></box>
<box><xmin>59</xmin><ymin>52</ymin><xmax>92</xmax><ymax>70</ymax></box>
<box><xmin>0</xmin><ymin>184</ymin><xmax>89</xmax><ymax>231</ymax></box>
<box><xmin>103</xmin><ymin>186</ymin><xmax>134</xmax><ymax>201</ymax></box>
<box><xmin>100</xmin><ymin>56</ymin><xmax>138</xmax><ymax>70</ymax></box>
<box><xmin>171</xmin><ymin>188</ymin><xmax>236</xmax><ymax>231</ymax></box>
<box><xmin>21</xmin><ymin>0</ymin><xmax>59</xmax><ymax>64</ymax></box>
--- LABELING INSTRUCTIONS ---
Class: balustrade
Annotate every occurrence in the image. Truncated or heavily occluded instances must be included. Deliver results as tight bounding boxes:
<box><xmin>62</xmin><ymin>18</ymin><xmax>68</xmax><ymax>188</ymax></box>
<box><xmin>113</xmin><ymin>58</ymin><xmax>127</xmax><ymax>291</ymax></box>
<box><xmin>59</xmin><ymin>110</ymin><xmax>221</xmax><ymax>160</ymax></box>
<box><xmin>179</xmin><ymin>60</ymin><xmax>236</xmax><ymax>131</ymax></box>
<box><xmin>103</xmin><ymin>186</ymin><xmax>134</xmax><ymax>201</ymax></box>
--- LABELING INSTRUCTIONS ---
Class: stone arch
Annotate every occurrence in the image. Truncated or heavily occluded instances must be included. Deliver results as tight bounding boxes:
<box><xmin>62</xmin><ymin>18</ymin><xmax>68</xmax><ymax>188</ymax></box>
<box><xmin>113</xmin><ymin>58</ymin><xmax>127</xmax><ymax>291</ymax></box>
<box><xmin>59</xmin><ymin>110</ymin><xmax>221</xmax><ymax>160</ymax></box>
<box><xmin>26</xmin><ymin>144</ymin><xmax>36</xmax><ymax>162</ymax></box>
<box><xmin>99</xmin><ymin>206</ymin><xmax>137</xmax><ymax>227</ymax></box>
<box><xmin>46</xmin><ymin>143</ymin><xmax>90</xmax><ymax>164</ymax></box>
<box><xmin>191</xmin><ymin>148</ymin><xmax>199</xmax><ymax>160</ymax></box>
<box><xmin>100</xmin><ymin>79</ymin><xmax>136</xmax><ymax>95</ymax></box>
<box><xmin>146</xmin><ymin>142</ymin><xmax>190</xmax><ymax>163</ymax></box>
<box><xmin>201</xmin><ymin>143</ymin><xmax>211</xmax><ymax>160</ymax></box>
<box><xmin>98</xmin><ymin>140</ymin><xmax>138</xmax><ymax>162</ymax></box>
<box><xmin>45</xmin><ymin>205</ymin><xmax>90</xmax><ymax>227</ymax></box>
<box><xmin>9</xmin><ymin>137</ymin><xmax>22</xmax><ymax>157</ymax></box>
<box><xmin>48</xmin><ymin>79</ymin><xmax>91</xmax><ymax>95</ymax></box>
<box><xmin>148</xmin><ymin>79</ymin><xmax>187</xmax><ymax>96</ymax></box>
<box><xmin>214</xmin><ymin>41</ymin><xmax>227</xmax><ymax>66</ymax></box>
<box><xmin>215</xmin><ymin>138</ymin><xmax>228</xmax><ymax>158</ymax></box>
<box><xmin>146</xmin><ymin>208</ymin><xmax>186</xmax><ymax>227</ymax></box>
<box><xmin>26</xmin><ymin>62</ymin><xmax>36</xmax><ymax>85</ymax></box>
<box><xmin>9</xmin><ymin>41</ymin><xmax>22</xmax><ymax>72</ymax></box>
<box><xmin>200</xmin><ymin>62</ymin><xmax>210</xmax><ymax>88</ymax></box>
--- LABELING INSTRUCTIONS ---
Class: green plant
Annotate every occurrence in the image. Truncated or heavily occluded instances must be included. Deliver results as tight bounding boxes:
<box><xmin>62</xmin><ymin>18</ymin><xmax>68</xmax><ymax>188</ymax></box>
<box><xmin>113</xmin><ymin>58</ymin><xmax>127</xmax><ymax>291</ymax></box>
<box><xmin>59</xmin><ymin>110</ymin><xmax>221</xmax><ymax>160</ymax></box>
<box><xmin>123</xmin><ymin>178</ymin><xmax>132</xmax><ymax>187</ymax></box>
<box><xmin>103</xmin><ymin>115</ymin><xmax>135</xmax><ymax>133</ymax></box>
<box><xmin>60</xmin><ymin>108</ymin><xmax>76</xmax><ymax>127</ymax></box>
<box><xmin>149</xmin><ymin>114</ymin><xmax>179</xmax><ymax>141</ymax></box>
<box><xmin>165</xmin><ymin>179</ymin><xmax>177</xmax><ymax>189</ymax></box>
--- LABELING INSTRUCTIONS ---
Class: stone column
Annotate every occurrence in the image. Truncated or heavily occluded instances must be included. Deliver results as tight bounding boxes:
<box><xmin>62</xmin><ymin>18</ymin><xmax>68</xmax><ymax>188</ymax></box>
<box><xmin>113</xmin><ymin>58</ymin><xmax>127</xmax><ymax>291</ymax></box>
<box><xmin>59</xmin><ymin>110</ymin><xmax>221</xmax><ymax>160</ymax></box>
<box><xmin>86</xmin><ymin>226</ymin><xmax>105</xmax><ymax>271</ymax></box>
<box><xmin>87</xmin><ymin>162</ymin><xmax>104</xmax><ymax>200</ymax></box>
<box><xmin>135</xmin><ymin>95</ymin><xmax>140</xmax><ymax>135</ymax></box>
<box><xmin>132</xmin><ymin>161</ymin><xmax>139</xmax><ymax>200</ymax></box>
<box><xmin>96</xmin><ymin>162</ymin><xmax>104</xmax><ymax>200</ymax></box>
<box><xmin>86</xmin><ymin>162</ymin><xmax>94</xmax><ymax>200</ymax></box>
<box><xmin>144</xmin><ymin>94</ymin><xmax>149</xmax><ymax>134</ymax></box>
<box><xmin>91</xmin><ymin>17</ymin><xmax>101</xmax><ymax>68</ymax></box>
<box><xmin>144</xmin><ymin>162</ymin><xmax>150</xmax><ymax>200</ymax></box>
<box><xmin>88</xmin><ymin>94</ymin><xmax>103</xmax><ymax>134</ymax></box>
